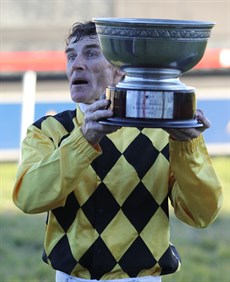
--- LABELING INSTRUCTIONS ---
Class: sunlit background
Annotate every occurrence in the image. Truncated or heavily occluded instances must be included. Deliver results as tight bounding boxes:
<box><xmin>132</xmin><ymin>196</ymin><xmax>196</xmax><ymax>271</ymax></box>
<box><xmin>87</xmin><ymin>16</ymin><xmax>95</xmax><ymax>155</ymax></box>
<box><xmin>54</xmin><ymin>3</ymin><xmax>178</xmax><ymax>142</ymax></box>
<box><xmin>0</xmin><ymin>1</ymin><xmax>229</xmax><ymax>281</ymax></box>
<box><xmin>0</xmin><ymin>0</ymin><xmax>229</xmax><ymax>161</ymax></box>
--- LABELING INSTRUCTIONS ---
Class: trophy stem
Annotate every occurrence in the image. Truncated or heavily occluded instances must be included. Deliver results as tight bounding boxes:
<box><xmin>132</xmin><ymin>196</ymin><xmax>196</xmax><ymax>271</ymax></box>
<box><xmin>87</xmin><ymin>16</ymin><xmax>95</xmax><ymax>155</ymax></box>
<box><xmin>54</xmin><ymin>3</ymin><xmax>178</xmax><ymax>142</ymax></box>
<box><xmin>117</xmin><ymin>68</ymin><xmax>192</xmax><ymax>91</ymax></box>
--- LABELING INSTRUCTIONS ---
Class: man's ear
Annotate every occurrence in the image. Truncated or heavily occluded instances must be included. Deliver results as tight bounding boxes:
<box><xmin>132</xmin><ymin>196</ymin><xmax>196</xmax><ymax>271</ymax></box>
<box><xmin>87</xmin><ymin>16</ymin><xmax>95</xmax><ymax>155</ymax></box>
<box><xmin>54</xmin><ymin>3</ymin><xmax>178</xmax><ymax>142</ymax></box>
<box><xmin>114</xmin><ymin>68</ymin><xmax>126</xmax><ymax>84</ymax></box>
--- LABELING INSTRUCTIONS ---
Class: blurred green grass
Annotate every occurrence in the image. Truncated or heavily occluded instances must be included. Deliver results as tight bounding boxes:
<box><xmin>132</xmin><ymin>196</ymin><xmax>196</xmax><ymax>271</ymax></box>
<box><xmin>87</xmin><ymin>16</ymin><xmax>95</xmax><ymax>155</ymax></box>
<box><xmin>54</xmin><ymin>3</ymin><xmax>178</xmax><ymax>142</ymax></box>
<box><xmin>0</xmin><ymin>157</ymin><xmax>229</xmax><ymax>282</ymax></box>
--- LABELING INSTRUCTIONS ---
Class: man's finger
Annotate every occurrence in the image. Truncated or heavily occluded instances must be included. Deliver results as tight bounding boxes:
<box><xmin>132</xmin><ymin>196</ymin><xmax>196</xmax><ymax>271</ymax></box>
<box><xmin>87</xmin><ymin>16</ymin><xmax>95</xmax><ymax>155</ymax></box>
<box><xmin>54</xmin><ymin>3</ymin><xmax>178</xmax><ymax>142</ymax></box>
<box><xmin>86</xmin><ymin>99</ymin><xmax>110</xmax><ymax>113</ymax></box>
<box><xmin>195</xmin><ymin>110</ymin><xmax>211</xmax><ymax>129</ymax></box>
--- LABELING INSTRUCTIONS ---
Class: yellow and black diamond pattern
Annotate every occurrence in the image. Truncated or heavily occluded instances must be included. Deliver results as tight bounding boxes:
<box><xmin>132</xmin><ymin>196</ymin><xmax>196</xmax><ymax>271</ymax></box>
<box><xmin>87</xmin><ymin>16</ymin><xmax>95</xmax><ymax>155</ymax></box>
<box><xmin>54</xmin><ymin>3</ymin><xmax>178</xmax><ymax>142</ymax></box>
<box><xmin>41</xmin><ymin>112</ymin><xmax>181</xmax><ymax>279</ymax></box>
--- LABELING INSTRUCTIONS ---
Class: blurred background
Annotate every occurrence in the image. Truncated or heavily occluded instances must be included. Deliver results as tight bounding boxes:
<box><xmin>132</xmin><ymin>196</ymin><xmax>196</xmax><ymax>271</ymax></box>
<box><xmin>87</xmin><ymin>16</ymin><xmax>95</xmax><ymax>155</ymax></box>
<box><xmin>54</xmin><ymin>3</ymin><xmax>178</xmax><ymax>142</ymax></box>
<box><xmin>0</xmin><ymin>0</ymin><xmax>229</xmax><ymax>281</ymax></box>
<box><xmin>0</xmin><ymin>0</ymin><xmax>229</xmax><ymax>160</ymax></box>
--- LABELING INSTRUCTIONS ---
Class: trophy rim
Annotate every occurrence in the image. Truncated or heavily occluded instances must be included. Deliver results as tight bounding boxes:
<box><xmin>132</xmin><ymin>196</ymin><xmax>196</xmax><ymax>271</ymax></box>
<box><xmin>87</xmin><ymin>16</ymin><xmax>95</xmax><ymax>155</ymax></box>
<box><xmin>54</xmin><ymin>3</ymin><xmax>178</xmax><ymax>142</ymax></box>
<box><xmin>93</xmin><ymin>17</ymin><xmax>215</xmax><ymax>28</ymax></box>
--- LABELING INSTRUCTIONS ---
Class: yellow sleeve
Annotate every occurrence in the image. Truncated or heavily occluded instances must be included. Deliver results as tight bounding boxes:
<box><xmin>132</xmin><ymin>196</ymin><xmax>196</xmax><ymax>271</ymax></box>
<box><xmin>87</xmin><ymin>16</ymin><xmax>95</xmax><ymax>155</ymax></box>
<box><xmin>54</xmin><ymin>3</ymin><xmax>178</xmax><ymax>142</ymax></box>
<box><xmin>13</xmin><ymin>125</ymin><xmax>101</xmax><ymax>214</ymax></box>
<box><xmin>169</xmin><ymin>134</ymin><xmax>223</xmax><ymax>228</ymax></box>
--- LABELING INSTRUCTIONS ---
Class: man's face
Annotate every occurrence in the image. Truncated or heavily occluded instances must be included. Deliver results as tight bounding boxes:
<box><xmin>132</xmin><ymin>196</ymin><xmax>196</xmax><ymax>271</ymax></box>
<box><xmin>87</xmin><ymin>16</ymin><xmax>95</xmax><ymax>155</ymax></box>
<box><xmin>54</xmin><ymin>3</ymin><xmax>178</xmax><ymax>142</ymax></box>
<box><xmin>66</xmin><ymin>35</ymin><xmax>118</xmax><ymax>104</ymax></box>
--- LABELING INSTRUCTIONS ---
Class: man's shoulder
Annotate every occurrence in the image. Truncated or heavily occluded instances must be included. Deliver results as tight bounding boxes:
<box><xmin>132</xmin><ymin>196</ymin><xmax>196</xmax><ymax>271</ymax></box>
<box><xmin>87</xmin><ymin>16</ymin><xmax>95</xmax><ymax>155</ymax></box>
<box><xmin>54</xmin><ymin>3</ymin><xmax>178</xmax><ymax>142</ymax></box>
<box><xmin>33</xmin><ymin>109</ymin><xmax>76</xmax><ymax>132</ymax></box>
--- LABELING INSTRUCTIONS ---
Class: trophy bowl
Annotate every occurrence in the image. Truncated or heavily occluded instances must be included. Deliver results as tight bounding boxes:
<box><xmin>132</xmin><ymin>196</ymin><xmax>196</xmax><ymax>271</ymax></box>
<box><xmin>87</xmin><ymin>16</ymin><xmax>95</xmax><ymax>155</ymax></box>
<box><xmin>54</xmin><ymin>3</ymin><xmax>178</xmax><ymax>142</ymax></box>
<box><xmin>93</xmin><ymin>18</ymin><xmax>215</xmax><ymax>128</ymax></box>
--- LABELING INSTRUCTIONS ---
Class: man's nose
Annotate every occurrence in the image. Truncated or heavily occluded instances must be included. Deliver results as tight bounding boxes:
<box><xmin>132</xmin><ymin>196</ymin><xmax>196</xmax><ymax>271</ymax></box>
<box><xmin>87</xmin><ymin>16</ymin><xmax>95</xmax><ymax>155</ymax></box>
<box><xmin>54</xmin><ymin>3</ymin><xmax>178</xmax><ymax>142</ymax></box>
<box><xmin>72</xmin><ymin>55</ymin><xmax>86</xmax><ymax>70</ymax></box>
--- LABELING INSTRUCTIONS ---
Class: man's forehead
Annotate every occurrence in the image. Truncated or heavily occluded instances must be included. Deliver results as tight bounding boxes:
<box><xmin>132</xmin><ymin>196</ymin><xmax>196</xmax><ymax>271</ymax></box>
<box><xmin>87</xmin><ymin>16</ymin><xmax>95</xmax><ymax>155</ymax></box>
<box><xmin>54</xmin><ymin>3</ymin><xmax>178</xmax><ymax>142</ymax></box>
<box><xmin>67</xmin><ymin>35</ymin><xmax>100</xmax><ymax>50</ymax></box>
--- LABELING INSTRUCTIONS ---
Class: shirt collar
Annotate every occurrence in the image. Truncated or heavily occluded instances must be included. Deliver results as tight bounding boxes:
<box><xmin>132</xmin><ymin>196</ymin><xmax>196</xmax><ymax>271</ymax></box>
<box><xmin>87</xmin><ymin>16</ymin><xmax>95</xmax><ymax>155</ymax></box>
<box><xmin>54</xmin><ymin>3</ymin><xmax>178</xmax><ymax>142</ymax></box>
<box><xmin>76</xmin><ymin>103</ymin><xmax>86</xmax><ymax>126</ymax></box>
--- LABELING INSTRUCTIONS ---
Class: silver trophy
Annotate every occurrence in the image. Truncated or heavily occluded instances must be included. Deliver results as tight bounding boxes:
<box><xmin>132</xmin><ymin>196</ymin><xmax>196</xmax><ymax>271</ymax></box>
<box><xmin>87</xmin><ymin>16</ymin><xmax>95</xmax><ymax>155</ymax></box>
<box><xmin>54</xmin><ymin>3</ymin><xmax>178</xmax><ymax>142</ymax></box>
<box><xmin>93</xmin><ymin>18</ymin><xmax>215</xmax><ymax>128</ymax></box>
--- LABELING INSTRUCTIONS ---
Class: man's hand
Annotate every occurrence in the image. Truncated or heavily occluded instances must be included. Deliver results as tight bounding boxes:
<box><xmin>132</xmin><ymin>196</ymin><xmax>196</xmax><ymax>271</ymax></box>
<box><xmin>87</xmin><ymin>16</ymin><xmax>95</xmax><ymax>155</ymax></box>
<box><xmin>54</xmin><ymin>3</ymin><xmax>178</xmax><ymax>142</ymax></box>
<box><xmin>163</xmin><ymin>109</ymin><xmax>211</xmax><ymax>141</ymax></box>
<box><xmin>81</xmin><ymin>99</ymin><xmax>121</xmax><ymax>146</ymax></box>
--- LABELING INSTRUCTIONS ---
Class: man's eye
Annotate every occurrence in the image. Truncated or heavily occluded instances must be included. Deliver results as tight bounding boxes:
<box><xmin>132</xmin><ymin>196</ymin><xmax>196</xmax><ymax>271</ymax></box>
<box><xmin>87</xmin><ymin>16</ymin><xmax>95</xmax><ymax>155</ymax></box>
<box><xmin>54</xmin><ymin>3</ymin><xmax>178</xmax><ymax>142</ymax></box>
<box><xmin>87</xmin><ymin>51</ymin><xmax>98</xmax><ymax>58</ymax></box>
<box><xmin>67</xmin><ymin>54</ymin><xmax>76</xmax><ymax>61</ymax></box>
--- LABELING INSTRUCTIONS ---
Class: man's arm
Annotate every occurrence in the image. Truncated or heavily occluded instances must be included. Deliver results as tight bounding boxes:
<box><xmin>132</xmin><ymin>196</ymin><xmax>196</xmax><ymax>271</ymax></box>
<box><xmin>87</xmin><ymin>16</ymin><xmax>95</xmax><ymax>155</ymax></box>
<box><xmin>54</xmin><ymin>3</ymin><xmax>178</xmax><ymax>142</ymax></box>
<box><xmin>168</xmin><ymin>134</ymin><xmax>223</xmax><ymax>228</ymax></box>
<box><xmin>13</xmin><ymin>125</ymin><xmax>101</xmax><ymax>214</ymax></box>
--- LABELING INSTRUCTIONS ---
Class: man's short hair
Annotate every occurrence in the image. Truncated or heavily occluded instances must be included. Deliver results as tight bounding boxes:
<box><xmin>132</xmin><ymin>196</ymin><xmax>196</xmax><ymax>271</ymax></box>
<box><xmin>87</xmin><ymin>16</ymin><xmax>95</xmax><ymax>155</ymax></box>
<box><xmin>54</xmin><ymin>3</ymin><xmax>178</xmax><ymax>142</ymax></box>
<box><xmin>66</xmin><ymin>21</ymin><xmax>97</xmax><ymax>47</ymax></box>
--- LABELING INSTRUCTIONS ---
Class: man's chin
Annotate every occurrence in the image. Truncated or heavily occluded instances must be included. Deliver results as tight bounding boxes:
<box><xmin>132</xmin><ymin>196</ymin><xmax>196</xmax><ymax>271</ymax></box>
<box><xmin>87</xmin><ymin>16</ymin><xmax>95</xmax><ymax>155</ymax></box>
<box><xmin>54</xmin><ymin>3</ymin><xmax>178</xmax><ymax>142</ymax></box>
<box><xmin>70</xmin><ymin>92</ymin><xmax>99</xmax><ymax>105</ymax></box>
<box><xmin>71</xmin><ymin>95</ymin><xmax>94</xmax><ymax>105</ymax></box>
<box><xmin>70</xmin><ymin>91</ymin><xmax>86</xmax><ymax>103</ymax></box>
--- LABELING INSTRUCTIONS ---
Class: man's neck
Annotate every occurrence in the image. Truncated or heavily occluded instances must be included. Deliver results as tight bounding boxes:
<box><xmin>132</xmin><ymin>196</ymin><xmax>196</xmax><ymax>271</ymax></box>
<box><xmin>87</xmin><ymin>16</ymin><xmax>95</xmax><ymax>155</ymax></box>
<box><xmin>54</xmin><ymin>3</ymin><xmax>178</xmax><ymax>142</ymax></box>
<box><xmin>78</xmin><ymin>103</ymin><xmax>89</xmax><ymax>113</ymax></box>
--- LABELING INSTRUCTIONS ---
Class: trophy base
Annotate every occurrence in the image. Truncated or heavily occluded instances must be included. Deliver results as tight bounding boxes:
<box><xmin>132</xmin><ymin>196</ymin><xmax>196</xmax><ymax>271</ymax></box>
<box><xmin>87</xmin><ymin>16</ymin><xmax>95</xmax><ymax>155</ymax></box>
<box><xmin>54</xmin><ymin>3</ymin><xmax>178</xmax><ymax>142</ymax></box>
<box><xmin>104</xmin><ymin>86</ymin><xmax>200</xmax><ymax>128</ymax></box>
<box><xmin>99</xmin><ymin>117</ymin><xmax>203</xmax><ymax>128</ymax></box>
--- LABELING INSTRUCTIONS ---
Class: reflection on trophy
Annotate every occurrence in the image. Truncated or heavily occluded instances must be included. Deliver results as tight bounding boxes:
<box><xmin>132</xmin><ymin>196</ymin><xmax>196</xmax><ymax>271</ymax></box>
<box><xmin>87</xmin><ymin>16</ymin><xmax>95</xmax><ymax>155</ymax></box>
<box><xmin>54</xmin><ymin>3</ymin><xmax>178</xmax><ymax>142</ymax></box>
<box><xmin>93</xmin><ymin>18</ymin><xmax>215</xmax><ymax>128</ymax></box>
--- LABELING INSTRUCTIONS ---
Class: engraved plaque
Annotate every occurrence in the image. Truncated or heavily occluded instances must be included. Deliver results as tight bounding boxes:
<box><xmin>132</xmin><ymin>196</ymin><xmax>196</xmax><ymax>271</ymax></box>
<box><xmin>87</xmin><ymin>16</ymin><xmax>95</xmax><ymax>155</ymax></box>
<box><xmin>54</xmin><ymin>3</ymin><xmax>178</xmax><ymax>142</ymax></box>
<box><xmin>126</xmin><ymin>90</ymin><xmax>174</xmax><ymax>119</ymax></box>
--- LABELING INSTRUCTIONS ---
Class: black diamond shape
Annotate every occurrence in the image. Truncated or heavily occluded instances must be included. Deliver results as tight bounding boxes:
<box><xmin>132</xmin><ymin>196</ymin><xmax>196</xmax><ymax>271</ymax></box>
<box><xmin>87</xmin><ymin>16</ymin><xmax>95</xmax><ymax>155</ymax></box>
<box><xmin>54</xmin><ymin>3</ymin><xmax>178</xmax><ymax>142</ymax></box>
<box><xmin>54</xmin><ymin>110</ymin><xmax>76</xmax><ymax>133</ymax></box>
<box><xmin>160</xmin><ymin>195</ymin><xmax>169</xmax><ymax>218</ymax></box>
<box><xmin>91</xmin><ymin>136</ymin><xmax>121</xmax><ymax>180</ymax></box>
<box><xmin>48</xmin><ymin>234</ymin><xmax>77</xmax><ymax>274</ymax></box>
<box><xmin>52</xmin><ymin>191</ymin><xmax>80</xmax><ymax>232</ymax></box>
<box><xmin>81</xmin><ymin>183</ymin><xmax>120</xmax><ymax>234</ymax></box>
<box><xmin>122</xmin><ymin>182</ymin><xmax>159</xmax><ymax>233</ymax></box>
<box><xmin>79</xmin><ymin>236</ymin><xmax>117</xmax><ymax>279</ymax></box>
<box><xmin>161</xmin><ymin>143</ymin><xmax>169</xmax><ymax>161</ymax></box>
<box><xmin>119</xmin><ymin>236</ymin><xmax>157</xmax><ymax>277</ymax></box>
<box><xmin>123</xmin><ymin>133</ymin><xmax>159</xmax><ymax>179</ymax></box>
<box><xmin>158</xmin><ymin>244</ymin><xmax>181</xmax><ymax>275</ymax></box>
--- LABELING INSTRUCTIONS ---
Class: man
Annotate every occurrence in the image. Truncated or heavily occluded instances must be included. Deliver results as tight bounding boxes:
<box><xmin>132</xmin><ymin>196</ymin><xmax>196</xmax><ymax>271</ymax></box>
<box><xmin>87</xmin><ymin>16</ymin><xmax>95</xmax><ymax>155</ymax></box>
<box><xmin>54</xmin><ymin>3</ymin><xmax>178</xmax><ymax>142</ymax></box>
<box><xmin>13</xmin><ymin>21</ymin><xmax>223</xmax><ymax>282</ymax></box>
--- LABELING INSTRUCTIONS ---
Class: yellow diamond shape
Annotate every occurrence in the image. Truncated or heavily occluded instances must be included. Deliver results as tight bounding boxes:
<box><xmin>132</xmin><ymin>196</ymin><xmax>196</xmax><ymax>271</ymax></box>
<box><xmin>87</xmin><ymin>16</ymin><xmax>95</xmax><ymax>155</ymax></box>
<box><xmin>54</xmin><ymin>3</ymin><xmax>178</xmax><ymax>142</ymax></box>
<box><xmin>142</xmin><ymin>154</ymin><xmax>169</xmax><ymax>204</ymax></box>
<box><xmin>108</xmin><ymin>127</ymin><xmax>141</xmax><ymax>153</ymax></box>
<box><xmin>142</xmin><ymin>128</ymin><xmax>169</xmax><ymax>151</ymax></box>
<box><xmin>103</xmin><ymin>155</ymin><xmax>140</xmax><ymax>206</ymax></box>
<box><xmin>67</xmin><ymin>209</ymin><xmax>98</xmax><ymax>260</ymax></box>
<box><xmin>101</xmin><ymin>210</ymin><xmax>138</xmax><ymax>261</ymax></box>
<box><xmin>140</xmin><ymin>208</ymin><xmax>169</xmax><ymax>261</ymax></box>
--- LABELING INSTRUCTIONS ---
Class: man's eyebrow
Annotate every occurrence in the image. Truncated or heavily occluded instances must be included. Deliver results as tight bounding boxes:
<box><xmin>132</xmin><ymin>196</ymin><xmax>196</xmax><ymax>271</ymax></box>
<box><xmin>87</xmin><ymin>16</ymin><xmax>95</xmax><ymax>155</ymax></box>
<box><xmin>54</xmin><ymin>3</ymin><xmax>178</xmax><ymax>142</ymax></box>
<box><xmin>84</xmin><ymin>43</ymin><xmax>100</xmax><ymax>49</ymax></box>
<box><xmin>65</xmin><ymin>47</ymin><xmax>74</xmax><ymax>54</ymax></box>
<box><xmin>65</xmin><ymin>43</ymin><xmax>100</xmax><ymax>54</ymax></box>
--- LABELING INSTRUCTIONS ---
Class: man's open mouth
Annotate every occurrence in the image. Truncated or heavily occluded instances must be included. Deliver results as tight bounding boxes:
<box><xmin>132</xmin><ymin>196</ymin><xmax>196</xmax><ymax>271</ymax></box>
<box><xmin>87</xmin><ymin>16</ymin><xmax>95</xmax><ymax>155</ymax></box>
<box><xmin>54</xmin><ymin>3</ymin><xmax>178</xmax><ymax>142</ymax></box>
<box><xmin>72</xmin><ymin>80</ymin><xmax>88</xmax><ymax>85</ymax></box>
